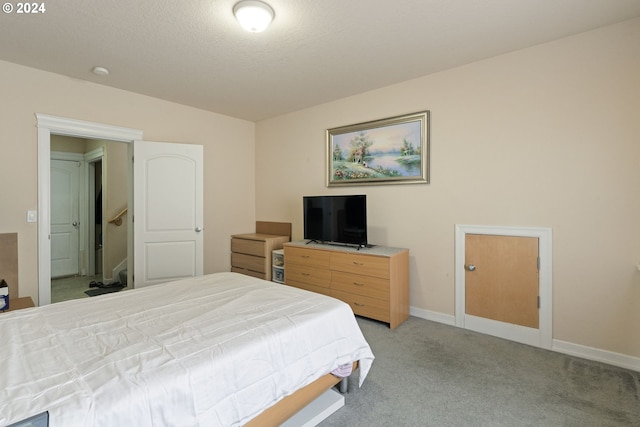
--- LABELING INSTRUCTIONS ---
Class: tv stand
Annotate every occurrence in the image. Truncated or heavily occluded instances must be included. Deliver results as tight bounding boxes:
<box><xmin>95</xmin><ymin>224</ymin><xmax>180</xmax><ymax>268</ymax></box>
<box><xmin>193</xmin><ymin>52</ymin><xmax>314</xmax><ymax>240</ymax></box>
<box><xmin>284</xmin><ymin>240</ymin><xmax>409</xmax><ymax>329</ymax></box>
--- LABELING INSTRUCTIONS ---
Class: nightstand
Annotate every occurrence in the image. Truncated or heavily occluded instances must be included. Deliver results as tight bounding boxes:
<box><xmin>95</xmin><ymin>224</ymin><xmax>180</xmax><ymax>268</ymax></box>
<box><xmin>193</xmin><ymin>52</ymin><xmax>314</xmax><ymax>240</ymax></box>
<box><xmin>1</xmin><ymin>296</ymin><xmax>35</xmax><ymax>313</ymax></box>
<box><xmin>231</xmin><ymin>221</ymin><xmax>291</xmax><ymax>281</ymax></box>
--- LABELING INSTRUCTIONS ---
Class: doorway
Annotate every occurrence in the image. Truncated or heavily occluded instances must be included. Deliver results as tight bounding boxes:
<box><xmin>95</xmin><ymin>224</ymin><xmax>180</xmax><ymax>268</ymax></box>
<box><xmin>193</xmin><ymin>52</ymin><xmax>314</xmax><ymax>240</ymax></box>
<box><xmin>455</xmin><ymin>224</ymin><xmax>553</xmax><ymax>349</ymax></box>
<box><xmin>49</xmin><ymin>136</ymin><xmax>129</xmax><ymax>303</ymax></box>
<box><xmin>37</xmin><ymin>114</ymin><xmax>205</xmax><ymax>306</ymax></box>
<box><xmin>37</xmin><ymin>114</ymin><xmax>142</xmax><ymax>306</ymax></box>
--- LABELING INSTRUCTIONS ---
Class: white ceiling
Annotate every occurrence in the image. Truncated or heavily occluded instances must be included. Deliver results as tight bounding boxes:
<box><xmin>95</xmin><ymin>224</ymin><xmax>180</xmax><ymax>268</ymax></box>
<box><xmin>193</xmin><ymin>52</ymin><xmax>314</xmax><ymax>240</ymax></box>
<box><xmin>1</xmin><ymin>0</ymin><xmax>639</xmax><ymax>121</ymax></box>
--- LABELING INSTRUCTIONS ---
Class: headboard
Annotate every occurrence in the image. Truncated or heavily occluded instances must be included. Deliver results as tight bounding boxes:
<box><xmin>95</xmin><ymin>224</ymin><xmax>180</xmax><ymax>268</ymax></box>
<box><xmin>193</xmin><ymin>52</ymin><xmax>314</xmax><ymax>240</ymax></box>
<box><xmin>0</xmin><ymin>233</ymin><xmax>19</xmax><ymax>299</ymax></box>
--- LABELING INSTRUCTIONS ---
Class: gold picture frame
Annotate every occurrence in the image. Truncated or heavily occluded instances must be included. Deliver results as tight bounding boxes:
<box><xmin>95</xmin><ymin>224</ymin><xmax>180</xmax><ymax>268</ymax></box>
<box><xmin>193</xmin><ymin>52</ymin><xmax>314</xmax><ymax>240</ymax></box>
<box><xmin>326</xmin><ymin>111</ymin><xmax>429</xmax><ymax>187</ymax></box>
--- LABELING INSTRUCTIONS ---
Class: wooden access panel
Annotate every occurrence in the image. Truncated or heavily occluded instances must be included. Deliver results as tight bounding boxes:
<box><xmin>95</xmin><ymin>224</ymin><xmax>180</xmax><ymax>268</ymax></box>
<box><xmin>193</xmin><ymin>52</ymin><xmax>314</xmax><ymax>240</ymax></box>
<box><xmin>465</xmin><ymin>234</ymin><xmax>539</xmax><ymax>329</ymax></box>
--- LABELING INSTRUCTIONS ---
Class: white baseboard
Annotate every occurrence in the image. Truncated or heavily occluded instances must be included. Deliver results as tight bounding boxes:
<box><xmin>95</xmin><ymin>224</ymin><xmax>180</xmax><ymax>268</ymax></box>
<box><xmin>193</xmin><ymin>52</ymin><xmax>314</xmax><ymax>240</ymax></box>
<box><xmin>553</xmin><ymin>339</ymin><xmax>640</xmax><ymax>372</ymax></box>
<box><xmin>410</xmin><ymin>306</ymin><xmax>455</xmax><ymax>326</ymax></box>
<box><xmin>410</xmin><ymin>306</ymin><xmax>640</xmax><ymax>372</ymax></box>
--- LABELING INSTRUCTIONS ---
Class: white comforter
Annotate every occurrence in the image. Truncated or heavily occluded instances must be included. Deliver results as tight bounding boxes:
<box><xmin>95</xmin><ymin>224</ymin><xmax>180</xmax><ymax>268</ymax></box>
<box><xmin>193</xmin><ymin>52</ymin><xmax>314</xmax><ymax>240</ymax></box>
<box><xmin>0</xmin><ymin>272</ymin><xmax>374</xmax><ymax>427</ymax></box>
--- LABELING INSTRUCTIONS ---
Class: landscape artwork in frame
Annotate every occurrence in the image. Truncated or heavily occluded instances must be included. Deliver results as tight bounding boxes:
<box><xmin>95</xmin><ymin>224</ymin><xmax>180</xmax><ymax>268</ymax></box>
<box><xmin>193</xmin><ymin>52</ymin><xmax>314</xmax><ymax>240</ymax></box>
<box><xmin>327</xmin><ymin>111</ymin><xmax>429</xmax><ymax>186</ymax></box>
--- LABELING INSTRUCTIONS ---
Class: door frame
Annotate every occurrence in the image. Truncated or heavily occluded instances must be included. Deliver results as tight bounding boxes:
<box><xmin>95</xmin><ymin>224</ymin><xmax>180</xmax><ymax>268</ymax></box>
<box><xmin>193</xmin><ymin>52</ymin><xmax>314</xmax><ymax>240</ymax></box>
<box><xmin>454</xmin><ymin>224</ymin><xmax>553</xmax><ymax>349</ymax></box>
<box><xmin>85</xmin><ymin>147</ymin><xmax>104</xmax><ymax>277</ymax></box>
<box><xmin>36</xmin><ymin>113</ymin><xmax>142</xmax><ymax>305</ymax></box>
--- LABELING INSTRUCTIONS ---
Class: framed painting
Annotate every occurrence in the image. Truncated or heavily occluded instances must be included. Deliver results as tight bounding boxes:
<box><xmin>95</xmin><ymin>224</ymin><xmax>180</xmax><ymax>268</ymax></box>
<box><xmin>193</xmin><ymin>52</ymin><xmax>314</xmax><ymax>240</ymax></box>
<box><xmin>326</xmin><ymin>111</ymin><xmax>429</xmax><ymax>187</ymax></box>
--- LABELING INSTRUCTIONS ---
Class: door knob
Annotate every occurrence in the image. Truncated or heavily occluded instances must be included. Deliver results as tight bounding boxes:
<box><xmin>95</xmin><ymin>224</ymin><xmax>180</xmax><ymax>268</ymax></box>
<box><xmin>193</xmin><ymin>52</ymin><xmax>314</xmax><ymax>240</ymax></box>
<box><xmin>195</xmin><ymin>226</ymin><xmax>203</xmax><ymax>232</ymax></box>
<box><xmin>72</xmin><ymin>221</ymin><xmax>79</xmax><ymax>227</ymax></box>
<box><xmin>465</xmin><ymin>264</ymin><xmax>476</xmax><ymax>271</ymax></box>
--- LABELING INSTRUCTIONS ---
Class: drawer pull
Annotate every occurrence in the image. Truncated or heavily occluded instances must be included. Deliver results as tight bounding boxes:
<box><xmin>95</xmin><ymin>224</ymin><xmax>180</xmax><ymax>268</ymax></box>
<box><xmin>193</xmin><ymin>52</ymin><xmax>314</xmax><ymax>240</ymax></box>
<box><xmin>301</xmin><ymin>255</ymin><xmax>310</xmax><ymax>259</ymax></box>
<box><xmin>354</xmin><ymin>302</ymin><xmax>365</xmax><ymax>307</ymax></box>
<box><xmin>302</xmin><ymin>272</ymin><xmax>310</xmax><ymax>276</ymax></box>
<box><xmin>352</xmin><ymin>261</ymin><xmax>364</xmax><ymax>266</ymax></box>
<box><xmin>353</xmin><ymin>282</ymin><xmax>365</xmax><ymax>286</ymax></box>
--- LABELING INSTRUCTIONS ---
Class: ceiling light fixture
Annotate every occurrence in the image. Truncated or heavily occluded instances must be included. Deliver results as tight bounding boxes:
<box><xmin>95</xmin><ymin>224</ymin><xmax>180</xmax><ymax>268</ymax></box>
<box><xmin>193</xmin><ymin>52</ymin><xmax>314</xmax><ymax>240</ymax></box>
<box><xmin>233</xmin><ymin>0</ymin><xmax>274</xmax><ymax>33</ymax></box>
<box><xmin>92</xmin><ymin>66</ymin><xmax>109</xmax><ymax>76</ymax></box>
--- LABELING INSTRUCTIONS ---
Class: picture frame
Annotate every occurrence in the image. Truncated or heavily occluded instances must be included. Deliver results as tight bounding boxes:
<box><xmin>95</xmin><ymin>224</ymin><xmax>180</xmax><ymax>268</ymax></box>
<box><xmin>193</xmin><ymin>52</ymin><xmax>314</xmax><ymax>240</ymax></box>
<box><xmin>326</xmin><ymin>111</ymin><xmax>429</xmax><ymax>187</ymax></box>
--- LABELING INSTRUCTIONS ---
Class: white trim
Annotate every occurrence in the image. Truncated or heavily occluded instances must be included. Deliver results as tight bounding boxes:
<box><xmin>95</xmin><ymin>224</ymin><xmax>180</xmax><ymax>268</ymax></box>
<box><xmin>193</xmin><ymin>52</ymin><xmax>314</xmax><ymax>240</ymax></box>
<box><xmin>553</xmin><ymin>339</ymin><xmax>640</xmax><ymax>372</ymax></box>
<box><xmin>84</xmin><ymin>148</ymin><xmax>104</xmax><ymax>162</ymax></box>
<box><xmin>410</xmin><ymin>306</ymin><xmax>455</xmax><ymax>326</ymax></box>
<box><xmin>464</xmin><ymin>314</ymin><xmax>540</xmax><ymax>347</ymax></box>
<box><xmin>454</xmin><ymin>224</ymin><xmax>553</xmax><ymax>350</ymax></box>
<box><xmin>37</xmin><ymin>124</ymin><xmax>52</xmax><ymax>306</ymax></box>
<box><xmin>36</xmin><ymin>113</ymin><xmax>142</xmax><ymax>306</ymax></box>
<box><xmin>50</xmin><ymin>151</ymin><xmax>84</xmax><ymax>162</ymax></box>
<box><xmin>85</xmin><ymin>147</ymin><xmax>104</xmax><ymax>278</ymax></box>
<box><xmin>37</xmin><ymin>114</ymin><xmax>143</xmax><ymax>142</ymax></box>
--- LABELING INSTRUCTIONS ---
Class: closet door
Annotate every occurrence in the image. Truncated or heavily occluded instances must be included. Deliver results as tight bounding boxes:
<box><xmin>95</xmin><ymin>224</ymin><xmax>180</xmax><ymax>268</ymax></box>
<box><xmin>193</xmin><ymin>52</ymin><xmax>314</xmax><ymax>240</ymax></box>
<box><xmin>465</xmin><ymin>234</ymin><xmax>539</xmax><ymax>328</ymax></box>
<box><xmin>133</xmin><ymin>141</ymin><xmax>204</xmax><ymax>287</ymax></box>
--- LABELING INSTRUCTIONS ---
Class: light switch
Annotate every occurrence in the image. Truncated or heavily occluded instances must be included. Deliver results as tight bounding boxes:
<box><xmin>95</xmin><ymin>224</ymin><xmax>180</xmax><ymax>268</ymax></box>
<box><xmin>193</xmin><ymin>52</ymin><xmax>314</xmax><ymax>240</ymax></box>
<box><xmin>27</xmin><ymin>210</ymin><xmax>37</xmax><ymax>223</ymax></box>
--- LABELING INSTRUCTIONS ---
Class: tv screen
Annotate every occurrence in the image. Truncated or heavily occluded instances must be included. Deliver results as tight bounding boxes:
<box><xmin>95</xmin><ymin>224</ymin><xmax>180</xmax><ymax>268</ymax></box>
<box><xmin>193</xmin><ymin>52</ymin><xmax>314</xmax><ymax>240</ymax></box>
<box><xmin>303</xmin><ymin>195</ymin><xmax>367</xmax><ymax>247</ymax></box>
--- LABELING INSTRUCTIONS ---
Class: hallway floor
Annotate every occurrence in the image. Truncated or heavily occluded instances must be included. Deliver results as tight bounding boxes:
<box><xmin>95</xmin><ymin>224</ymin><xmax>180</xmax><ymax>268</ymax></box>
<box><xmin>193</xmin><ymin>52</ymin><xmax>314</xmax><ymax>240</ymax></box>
<box><xmin>51</xmin><ymin>274</ymin><xmax>102</xmax><ymax>303</ymax></box>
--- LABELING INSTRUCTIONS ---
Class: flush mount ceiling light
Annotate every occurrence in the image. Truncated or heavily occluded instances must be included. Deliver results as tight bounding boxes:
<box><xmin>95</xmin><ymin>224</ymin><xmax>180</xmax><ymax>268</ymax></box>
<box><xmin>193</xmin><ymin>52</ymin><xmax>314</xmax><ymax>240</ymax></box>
<box><xmin>233</xmin><ymin>0</ymin><xmax>274</xmax><ymax>33</ymax></box>
<box><xmin>92</xmin><ymin>66</ymin><xmax>109</xmax><ymax>76</ymax></box>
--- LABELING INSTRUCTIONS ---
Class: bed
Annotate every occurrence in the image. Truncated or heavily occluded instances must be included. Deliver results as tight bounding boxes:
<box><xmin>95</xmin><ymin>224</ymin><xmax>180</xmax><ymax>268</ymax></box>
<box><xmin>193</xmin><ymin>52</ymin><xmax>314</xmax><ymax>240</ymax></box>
<box><xmin>0</xmin><ymin>272</ymin><xmax>374</xmax><ymax>426</ymax></box>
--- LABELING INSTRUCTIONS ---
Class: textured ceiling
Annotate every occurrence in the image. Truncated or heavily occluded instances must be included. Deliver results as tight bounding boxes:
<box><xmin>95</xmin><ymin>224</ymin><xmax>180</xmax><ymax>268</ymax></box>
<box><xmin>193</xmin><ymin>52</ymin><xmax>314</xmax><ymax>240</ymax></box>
<box><xmin>1</xmin><ymin>0</ymin><xmax>639</xmax><ymax>121</ymax></box>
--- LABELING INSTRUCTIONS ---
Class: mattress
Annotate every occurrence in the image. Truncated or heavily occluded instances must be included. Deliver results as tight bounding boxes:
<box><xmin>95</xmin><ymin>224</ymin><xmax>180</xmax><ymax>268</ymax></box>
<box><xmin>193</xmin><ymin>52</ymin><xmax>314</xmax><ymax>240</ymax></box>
<box><xmin>0</xmin><ymin>272</ymin><xmax>374</xmax><ymax>427</ymax></box>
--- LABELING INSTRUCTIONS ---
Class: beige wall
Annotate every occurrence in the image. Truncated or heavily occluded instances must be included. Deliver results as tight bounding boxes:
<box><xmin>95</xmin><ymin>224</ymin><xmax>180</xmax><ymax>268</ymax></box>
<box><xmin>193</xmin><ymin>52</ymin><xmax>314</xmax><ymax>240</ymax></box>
<box><xmin>0</xmin><ymin>60</ymin><xmax>256</xmax><ymax>304</ymax></box>
<box><xmin>51</xmin><ymin>135</ymin><xmax>87</xmax><ymax>153</ymax></box>
<box><xmin>255</xmin><ymin>19</ymin><xmax>640</xmax><ymax>358</ymax></box>
<box><xmin>1</xmin><ymin>17</ymin><xmax>638</xmax><ymax>361</ymax></box>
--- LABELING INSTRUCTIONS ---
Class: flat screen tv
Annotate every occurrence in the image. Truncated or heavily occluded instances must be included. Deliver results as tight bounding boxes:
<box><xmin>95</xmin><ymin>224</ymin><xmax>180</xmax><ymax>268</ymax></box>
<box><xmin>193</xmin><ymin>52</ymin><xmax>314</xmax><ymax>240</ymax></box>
<box><xmin>303</xmin><ymin>195</ymin><xmax>368</xmax><ymax>248</ymax></box>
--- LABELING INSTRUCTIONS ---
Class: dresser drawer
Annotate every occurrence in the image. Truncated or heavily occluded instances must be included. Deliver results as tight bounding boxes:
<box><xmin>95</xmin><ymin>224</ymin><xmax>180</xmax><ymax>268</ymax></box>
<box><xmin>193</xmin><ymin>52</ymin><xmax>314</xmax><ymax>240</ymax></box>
<box><xmin>287</xmin><ymin>280</ymin><xmax>331</xmax><ymax>296</ymax></box>
<box><xmin>231</xmin><ymin>238</ymin><xmax>266</xmax><ymax>257</ymax></box>
<box><xmin>286</xmin><ymin>264</ymin><xmax>330</xmax><ymax>288</ymax></box>
<box><xmin>331</xmin><ymin>271</ymin><xmax>389</xmax><ymax>300</ymax></box>
<box><xmin>330</xmin><ymin>252</ymin><xmax>389</xmax><ymax>279</ymax></box>
<box><xmin>231</xmin><ymin>253</ymin><xmax>267</xmax><ymax>273</ymax></box>
<box><xmin>231</xmin><ymin>267</ymin><xmax>266</xmax><ymax>280</ymax></box>
<box><xmin>331</xmin><ymin>290</ymin><xmax>390</xmax><ymax>322</ymax></box>
<box><xmin>285</xmin><ymin>246</ymin><xmax>331</xmax><ymax>269</ymax></box>
<box><xmin>282</xmin><ymin>241</ymin><xmax>409</xmax><ymax>329</ymax></box>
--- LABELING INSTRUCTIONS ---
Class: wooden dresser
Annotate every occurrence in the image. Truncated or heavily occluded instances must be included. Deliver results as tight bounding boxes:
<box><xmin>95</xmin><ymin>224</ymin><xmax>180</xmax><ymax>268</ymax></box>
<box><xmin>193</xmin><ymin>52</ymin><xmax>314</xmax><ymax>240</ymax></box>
<box><xmin>231</xmin><ymin>221</ymin><xmax>291</xmax><ymax>281</ymax></box>
<box><xmin>284</xmin><ymin>241</ymin><xmax>409</xmax><ymax>329</ymax></box>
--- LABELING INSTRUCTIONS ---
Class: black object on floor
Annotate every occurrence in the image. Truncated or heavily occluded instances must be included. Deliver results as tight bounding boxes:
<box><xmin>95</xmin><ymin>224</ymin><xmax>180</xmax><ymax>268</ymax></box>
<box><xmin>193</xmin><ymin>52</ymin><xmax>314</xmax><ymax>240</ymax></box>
<box><xmin>84</xmin><ymin>284</ymin><xmax>125</xmax><ymax>297</ymax></box>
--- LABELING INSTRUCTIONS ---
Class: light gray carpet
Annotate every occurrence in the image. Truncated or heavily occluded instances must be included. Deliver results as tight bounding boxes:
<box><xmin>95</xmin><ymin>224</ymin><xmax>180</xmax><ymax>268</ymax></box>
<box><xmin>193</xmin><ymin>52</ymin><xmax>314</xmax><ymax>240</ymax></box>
<box><xmin>320</xmin><ymin>316</ymin><xmax>640</xmax><ymax>427</ymax></box>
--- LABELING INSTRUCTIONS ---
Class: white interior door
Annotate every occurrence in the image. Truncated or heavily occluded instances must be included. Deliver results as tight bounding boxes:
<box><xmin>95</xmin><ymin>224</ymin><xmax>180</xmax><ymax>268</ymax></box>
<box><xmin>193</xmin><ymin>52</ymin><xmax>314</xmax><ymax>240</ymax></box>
<box><xmin>50</xmin><ymin>159</ymin><xmax>81</xmax><ymax>278</ymax></box>
<box><xmin>134</xmin><ymin>141</ymin><xmax>204</xmax><ymax>288</ymax></box>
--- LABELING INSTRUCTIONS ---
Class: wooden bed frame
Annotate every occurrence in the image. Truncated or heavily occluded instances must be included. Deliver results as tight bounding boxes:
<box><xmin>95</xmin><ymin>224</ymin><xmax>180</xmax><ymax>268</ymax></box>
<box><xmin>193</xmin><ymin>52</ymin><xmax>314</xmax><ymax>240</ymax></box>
<box><xmin>246</xmin><ymin>362</ymin><xmax>357</xmax><ymax>427</ymax></box>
